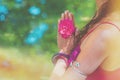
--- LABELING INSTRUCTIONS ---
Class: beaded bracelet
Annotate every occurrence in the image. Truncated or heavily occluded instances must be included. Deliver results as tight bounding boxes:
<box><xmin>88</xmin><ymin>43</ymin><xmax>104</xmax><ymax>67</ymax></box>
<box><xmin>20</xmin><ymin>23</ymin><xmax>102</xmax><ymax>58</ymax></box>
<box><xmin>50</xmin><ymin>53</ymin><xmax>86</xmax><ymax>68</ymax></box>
<box><xmin>52</xmin><ymin>53</ymin><xmax>70</xmax><ymax>66</ymax></box>
<box><xmin>68</xmin><ymin>45</ymin><xmax>80</xmax><ymax>65</ymax></box>
<box><xmin>52</xmin><ymin>45</ymin><xmax>80</xmax><ymax>67</ymax></box>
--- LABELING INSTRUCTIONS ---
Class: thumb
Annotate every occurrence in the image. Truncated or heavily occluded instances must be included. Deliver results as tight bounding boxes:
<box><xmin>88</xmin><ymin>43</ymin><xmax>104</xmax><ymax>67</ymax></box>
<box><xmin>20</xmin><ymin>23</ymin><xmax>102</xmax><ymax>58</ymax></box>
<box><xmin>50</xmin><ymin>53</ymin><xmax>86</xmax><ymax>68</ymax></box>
<box><xmin>75</xmin><ymin>28</ymin><xmax>80</xmax><ymax>37</ymax></box>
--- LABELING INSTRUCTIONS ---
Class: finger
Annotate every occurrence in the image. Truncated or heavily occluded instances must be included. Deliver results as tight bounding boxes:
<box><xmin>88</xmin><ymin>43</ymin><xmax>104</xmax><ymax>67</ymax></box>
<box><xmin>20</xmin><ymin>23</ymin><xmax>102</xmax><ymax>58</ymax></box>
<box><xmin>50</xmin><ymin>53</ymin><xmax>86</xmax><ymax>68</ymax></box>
<box><xmin>69</xmin><ymin>12</ymin><xmax>74</xmax><ymax>21</ymax></box>
<box><xmin>75</xmin><ymin>28</ymin><xmax>80</xmax><ymax>37</ymax></box>
<box><xmin>75</xmin><ymin>29</ymin><xmax>80</xmax><ymax>41</ymax></box>
<box><xmin>58</xmin><ymin>19</ymin><xmax>62</xmax><ymax>25</ymax></box>
<box><xmin>57</xmin><ymin>19</ymin><xmax>61</xmax><ymax>32</ymax></box>
<box><xmin>58</xmin><ymin>19</ymin><xmax>61</xmax><ymax>23</ymax></box>
<box><xmin>65</xmin><ymin>10</ymin><xmax>69</xmax><ymax>19</ymax></box>
<box><xmin>61</xmin><ymin>13</ymin><xmax>65</xmax><ymax>20</ymax></box>
<box><xmin>58</xmin><ymin>19</ymin><xmax>61</xmax><ymax>27</ymax></box>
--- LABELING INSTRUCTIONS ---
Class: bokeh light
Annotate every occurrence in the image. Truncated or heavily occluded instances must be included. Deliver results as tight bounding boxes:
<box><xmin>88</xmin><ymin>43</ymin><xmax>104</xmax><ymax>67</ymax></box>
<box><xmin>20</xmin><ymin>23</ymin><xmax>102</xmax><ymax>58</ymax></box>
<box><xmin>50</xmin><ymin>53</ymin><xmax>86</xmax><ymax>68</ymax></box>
<box><xmin>15</xmin><ymin>0</ymin><xmax>23</xmax><ymax>3</ymax></box>
<box><xmin>25</xmin><ymin>23</ymin><xmax>48</xmax><ymax>45</ymax></box>
<box><xmin>25</xmin><ymin>35</ymin><xmax>38</xmax><ymax>45</ymax></box>
<box><xmin>28</xmin><ymin>6</ymin><xmax>41</xmax><ymax>16</ymax></box>
<box><xmin>0</xmin><ymin>5</ymin><xmax>8</xmax><ymax>21</ymax></box>
<box><xmin>0</xmin><ymin>14</ymin><xmax>5</xmax><ymax>21</ymax></box>
<box><xmin>0</xmin><ymin>5</ymin><xmax>8</xmax><ymax>15</ymax></box>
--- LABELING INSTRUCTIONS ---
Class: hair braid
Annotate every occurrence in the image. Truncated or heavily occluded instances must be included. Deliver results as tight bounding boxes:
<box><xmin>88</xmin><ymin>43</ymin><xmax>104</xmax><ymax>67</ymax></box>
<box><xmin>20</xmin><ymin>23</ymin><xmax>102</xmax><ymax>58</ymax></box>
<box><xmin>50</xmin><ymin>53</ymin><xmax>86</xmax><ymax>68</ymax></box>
<box><xmin>78</xmin><ymin>1</ymin><xmax>109</xmax><ymax>43</ymax></box>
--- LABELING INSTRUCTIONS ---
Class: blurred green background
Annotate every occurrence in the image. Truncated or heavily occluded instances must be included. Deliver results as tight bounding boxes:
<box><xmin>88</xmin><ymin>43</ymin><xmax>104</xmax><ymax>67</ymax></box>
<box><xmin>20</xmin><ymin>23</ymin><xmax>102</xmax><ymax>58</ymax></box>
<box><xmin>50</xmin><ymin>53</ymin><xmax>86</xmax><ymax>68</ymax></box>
<box><xmin>0</xmin><ymin>0</ymin><xmax>96</xmax><ymax>80</ymax></box>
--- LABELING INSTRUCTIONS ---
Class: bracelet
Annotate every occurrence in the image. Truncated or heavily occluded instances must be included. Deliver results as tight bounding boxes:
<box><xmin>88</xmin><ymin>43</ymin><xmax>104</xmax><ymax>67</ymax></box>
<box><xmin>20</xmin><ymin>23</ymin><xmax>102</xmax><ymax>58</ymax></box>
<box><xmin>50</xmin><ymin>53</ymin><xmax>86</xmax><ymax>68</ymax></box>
<box><xmin>68</xmin><ymin>45</ymin><xmax>80</xmax><ymax>65</ymax></box>
<box><xmin>52</xmin><ymin>53</ymin><xmax>70</xmax><ymax>66</ymax></box>
<box><xmin>70</xmin><ymin>61</ymin><xmax>87</xmax><ymax>78</ymax></box>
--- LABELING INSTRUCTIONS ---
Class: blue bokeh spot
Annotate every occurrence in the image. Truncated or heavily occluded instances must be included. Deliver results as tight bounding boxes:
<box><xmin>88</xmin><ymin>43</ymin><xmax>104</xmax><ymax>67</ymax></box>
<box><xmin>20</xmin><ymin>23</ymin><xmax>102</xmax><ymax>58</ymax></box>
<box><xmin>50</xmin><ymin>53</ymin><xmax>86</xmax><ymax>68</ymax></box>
<box><xmin>25</xmin><ymin>23</ymin><xmax>49</xmax><ymax>45</ymax></box>
<box><xmin>25</xmin><ymin>36</ymin><xmax>38</xmax><ymax>45</ymax></box>
<box><xmin>39</xmin><ymin>23</ymin><xmax>48</xmax><ymax>31</ymax></box>
<box><xmin>29</xmin><ymin>6</ymin><xmax>41</xmax><ymax>16</ymax></box>
<box><xmin>15</xmin><ymin>0</ymin><xmax>23</xmax><ymax>3</ymax></box>
<box><xmin>0</xmin><ymin>14</ymin><xmax>5</xmax><ymax>21</ymax></box>
<box><xmin>0</xmin><ymin>5</ymin><xmax>8</xmax><ymax>15</ymax></box>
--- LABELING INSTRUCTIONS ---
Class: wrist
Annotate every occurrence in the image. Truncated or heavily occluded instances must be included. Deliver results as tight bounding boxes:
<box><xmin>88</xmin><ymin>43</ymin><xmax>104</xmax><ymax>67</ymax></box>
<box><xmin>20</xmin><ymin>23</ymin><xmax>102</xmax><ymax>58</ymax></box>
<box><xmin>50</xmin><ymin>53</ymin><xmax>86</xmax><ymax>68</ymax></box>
<box><xmin>52</xmin><ymin>53</ymin><xmax>70</xmax><ymax>67</ymax></box>
<box><xmin>55</xmin><ymin>59</ymin><xmax>67</xmax><ymax>69</ymax></box>
<box><xmin>52</xmin><ymin>59</ymin><xmax>67</xmax><ymax>77</ymax></box>
<box><xmin>60</xmin><ymin>49</ymin><xmax>71</xmax><ymax>55</ymax></box>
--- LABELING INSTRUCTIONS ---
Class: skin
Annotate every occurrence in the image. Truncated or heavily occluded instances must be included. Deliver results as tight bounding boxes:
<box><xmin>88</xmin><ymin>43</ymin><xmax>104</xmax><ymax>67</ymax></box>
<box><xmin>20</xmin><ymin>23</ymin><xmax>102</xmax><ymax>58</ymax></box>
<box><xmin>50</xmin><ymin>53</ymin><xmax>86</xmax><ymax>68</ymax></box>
<box><xmin>50</xmin><ymin>10</ymin><xmax>79</xmax><ymax>80</ymax></box>
<box><xmin>50</xmin><ymin>0</ymin><xmax>120</xmax><ymax>80</ymax></box>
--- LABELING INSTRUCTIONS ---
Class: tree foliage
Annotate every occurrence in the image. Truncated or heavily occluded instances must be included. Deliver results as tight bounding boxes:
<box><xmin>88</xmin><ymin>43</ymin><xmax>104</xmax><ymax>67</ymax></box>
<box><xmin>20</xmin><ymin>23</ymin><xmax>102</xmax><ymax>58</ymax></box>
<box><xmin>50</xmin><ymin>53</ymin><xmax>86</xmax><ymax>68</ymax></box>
<box><xmin>0</xmin><ymin>0</ymin><xmax>96</xmax><ymax>54</ymax></box>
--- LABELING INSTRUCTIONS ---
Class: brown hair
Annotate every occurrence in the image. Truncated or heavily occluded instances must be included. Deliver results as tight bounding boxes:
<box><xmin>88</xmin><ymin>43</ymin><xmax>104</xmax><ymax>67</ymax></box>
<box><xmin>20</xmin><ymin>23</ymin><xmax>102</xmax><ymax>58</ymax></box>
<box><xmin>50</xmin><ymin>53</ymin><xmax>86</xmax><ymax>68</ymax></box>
<box><xmin>78</xmin><ymin>1</ymin><xmax>109</xmax><ymax>42</ymax></box>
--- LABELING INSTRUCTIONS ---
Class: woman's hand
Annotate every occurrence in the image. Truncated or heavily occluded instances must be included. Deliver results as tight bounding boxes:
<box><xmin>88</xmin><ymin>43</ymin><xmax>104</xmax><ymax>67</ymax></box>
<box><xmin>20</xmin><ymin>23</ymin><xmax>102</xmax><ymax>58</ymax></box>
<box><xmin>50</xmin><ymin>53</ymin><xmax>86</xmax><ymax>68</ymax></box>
<box><xmin>50</xmin><ymin>10</ymin><xmax>80</xmax><ymax>80</ymax></box>
<box><xmin>57</xmin><ymin>10</ymin><xmax>80</xmax><ymax>54</ymax></box>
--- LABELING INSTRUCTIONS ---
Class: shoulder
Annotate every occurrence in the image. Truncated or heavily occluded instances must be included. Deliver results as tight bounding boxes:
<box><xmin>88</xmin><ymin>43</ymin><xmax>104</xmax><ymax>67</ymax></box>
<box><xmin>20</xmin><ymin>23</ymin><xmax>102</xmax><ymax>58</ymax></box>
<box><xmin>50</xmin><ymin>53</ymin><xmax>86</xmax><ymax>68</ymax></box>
<box><xmin>81</xmin><ymin>23</ymin><xmax>120</xmax><ymax>52</ymax></box>
<box><xmin>87</xmin><ymin>23</ymin><xmax>120</xmax><ymax>42</ymax></box>
<box><xmin>94</xmin><ymin>23</ymin><xmax>120</xmax><ymax>42</ymax></box>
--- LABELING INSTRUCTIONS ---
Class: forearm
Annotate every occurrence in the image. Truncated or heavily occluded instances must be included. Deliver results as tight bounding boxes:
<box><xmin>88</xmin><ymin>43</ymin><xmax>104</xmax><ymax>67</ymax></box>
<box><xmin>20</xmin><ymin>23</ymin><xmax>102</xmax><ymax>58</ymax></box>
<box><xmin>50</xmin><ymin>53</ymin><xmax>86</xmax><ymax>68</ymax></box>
<box><xmin>50</xmin><ymin>46</ymin><xmax>75</xmax><ymax>80</ymax></box>
<box><xmin>50</xmin><ymin>59</ymin><xmax>67</xmax><ymax>80</ymax></box>
<box><xmin>60</xmin><ymin>67</ymin><xmax>87</xmax><ymax>80</ymax></box>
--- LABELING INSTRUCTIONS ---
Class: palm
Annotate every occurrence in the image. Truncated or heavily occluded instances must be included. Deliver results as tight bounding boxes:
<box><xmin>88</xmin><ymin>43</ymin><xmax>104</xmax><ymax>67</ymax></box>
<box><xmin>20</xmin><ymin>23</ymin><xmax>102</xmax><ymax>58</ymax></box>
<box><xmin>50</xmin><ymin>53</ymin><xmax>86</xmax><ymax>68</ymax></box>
<box><xmin>57</xmin><ymin>32</ymin><xmax>71</xmax><ymax>50</ymax></box>
<box><xmin>57</xmin><ymin>11</ymin><xmax>80</xmax><ymax>54</ymax></box>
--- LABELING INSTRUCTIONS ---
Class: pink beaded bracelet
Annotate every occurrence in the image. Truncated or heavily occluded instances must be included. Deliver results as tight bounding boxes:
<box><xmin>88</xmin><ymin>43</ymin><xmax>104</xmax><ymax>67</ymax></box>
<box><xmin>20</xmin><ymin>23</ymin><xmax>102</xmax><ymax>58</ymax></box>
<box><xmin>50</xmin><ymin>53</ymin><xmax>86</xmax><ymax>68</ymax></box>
<box><xmin>68</xmin><ymin>45</ymin><xmax>80</xmax><ymax>65</ymax></box>
<box><xmin>52</xmin><ymin>45</ymin><xmax>80</xmax><ymax>67</ymax></box>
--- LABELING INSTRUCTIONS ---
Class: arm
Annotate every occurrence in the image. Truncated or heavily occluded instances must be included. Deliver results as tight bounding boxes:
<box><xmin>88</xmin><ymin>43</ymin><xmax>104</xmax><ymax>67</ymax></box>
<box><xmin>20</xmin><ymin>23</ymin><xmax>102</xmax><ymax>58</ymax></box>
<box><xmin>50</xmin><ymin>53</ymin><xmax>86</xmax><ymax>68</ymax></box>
<box><xmin>50</xmin><ymin>10</ymin><xmax>79</xmax><ymax>80</ymax></box>
<box><xmin>60</xmin><ymin>25</ymin><xmax>112</xmax><ymax>80</ymax></box>
<box><xmin>50</xmin><ymin>59</ymin><xmax>67</xmax><ymax>80</ymax></box>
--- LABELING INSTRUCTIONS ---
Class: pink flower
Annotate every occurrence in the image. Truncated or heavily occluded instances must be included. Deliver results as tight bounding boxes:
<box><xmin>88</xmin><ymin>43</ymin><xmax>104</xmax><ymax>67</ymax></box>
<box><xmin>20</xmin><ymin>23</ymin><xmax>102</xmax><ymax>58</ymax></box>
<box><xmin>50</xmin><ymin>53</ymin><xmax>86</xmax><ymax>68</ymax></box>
<box><xmin>58</xmin><ymin>19</ymin><xmax>75</xmax><ymax>39</ymax></box>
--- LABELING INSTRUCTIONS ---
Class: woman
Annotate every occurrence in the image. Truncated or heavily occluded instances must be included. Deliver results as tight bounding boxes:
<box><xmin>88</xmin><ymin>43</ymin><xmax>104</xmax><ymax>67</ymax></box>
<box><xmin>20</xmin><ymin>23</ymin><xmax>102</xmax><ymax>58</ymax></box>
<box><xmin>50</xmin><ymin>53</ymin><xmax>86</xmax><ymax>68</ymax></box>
<box><xmin>50</xmin><ymin>0</ymin><xmax>120</xmax><ymax>80</ymax></box>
